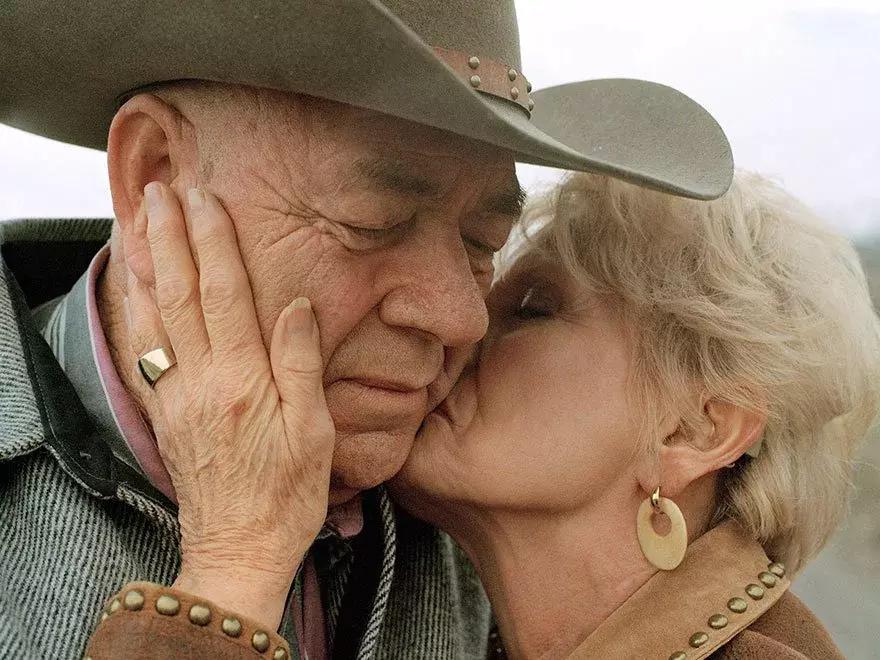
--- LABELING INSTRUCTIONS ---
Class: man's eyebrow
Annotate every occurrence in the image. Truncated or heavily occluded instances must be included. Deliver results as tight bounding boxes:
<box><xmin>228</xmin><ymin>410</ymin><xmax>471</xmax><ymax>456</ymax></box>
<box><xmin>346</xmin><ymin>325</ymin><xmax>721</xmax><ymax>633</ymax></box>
<box><xmin>352</xmin><ymin>156</ymin><xmax>442</xmax><ymax>197</ymax></box>
<box><xmin>352</xmin><ymin>156</ymin><xmax>527</xmax><ymax>218</ymax></box>
<box><xmin>483</xmin><ymin>179</ymin><xmax>527</xmax><ymax>219</ymax></box>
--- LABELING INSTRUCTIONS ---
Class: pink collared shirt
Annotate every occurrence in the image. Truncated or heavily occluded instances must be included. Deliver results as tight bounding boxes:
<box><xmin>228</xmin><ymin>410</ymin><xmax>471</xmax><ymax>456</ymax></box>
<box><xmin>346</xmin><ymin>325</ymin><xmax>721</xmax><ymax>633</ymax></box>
<box><xmin>82</xmin><ymin>245</ymin><xmax>362</xmax><ymax>660</ymax></box>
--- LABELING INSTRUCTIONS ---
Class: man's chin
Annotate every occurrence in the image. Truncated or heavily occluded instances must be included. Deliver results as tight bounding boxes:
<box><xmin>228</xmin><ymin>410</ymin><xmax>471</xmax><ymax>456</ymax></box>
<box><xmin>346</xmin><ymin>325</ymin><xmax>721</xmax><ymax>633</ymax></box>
<box><xmin>328</xmin><ymin>428</ymin><xmax>417</xmax><ymax>499</ymax></box>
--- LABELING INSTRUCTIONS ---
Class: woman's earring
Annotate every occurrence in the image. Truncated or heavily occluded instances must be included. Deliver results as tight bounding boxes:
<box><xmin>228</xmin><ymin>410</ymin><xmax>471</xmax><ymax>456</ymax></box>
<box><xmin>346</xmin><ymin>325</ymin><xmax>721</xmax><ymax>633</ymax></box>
<box><xmin>636</xmin><ymin>486</ymin><xmax>688</xmax><ymax>570</ymax></box>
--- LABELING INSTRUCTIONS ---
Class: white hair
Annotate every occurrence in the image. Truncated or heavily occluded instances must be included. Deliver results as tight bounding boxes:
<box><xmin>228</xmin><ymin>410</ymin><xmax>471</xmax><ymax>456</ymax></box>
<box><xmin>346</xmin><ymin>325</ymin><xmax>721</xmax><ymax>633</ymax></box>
<box><xmin>507</xmin><ymin>171</ymin><xmax>880</xmax><ymax>573</ymax></box>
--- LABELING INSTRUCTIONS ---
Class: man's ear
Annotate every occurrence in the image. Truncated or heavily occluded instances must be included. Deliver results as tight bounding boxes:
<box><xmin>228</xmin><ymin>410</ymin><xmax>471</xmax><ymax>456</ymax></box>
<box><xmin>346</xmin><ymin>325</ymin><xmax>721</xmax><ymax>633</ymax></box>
<box><xmin>656</xmin><ymin>399</ymin><xmax>766</xmax><ymax>497</ymax></box>
<box><xmin>107</xmin><ymin>93</ymin><xmax>197</xmax><ymax>282</ymax></box>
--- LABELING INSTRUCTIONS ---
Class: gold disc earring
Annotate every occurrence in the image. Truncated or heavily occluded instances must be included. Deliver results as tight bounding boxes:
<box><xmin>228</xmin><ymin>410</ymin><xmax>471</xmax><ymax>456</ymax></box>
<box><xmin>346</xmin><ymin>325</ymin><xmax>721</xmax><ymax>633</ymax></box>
<box><xmin>636</xmin><ymin>486</ymin><xmax>688</xmax><ymax>570</ymax></box>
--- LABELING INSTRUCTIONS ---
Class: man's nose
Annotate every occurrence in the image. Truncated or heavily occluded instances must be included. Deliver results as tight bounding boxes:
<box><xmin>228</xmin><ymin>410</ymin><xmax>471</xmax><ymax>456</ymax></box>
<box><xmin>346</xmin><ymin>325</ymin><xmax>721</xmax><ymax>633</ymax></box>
<box><xmin>379</xmin><ymin>241</ymin><xmax>489</xmax><ymax>347</ymax></box>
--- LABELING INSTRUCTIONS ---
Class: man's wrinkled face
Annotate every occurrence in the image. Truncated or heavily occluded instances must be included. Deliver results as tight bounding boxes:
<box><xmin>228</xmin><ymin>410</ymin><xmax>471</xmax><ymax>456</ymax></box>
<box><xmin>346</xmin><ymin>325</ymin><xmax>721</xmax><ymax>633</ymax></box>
<box><xmin>190</xmin><ymin>89</ymin><xmax>520</xmax><ymax>500</ymax></box>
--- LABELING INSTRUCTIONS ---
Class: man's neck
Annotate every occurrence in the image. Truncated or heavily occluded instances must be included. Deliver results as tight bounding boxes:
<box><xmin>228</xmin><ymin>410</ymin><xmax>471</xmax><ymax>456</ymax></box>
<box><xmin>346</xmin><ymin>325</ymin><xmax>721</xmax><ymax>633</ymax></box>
<box><xmin>97</xmin><ymin>242</ymin><xmax>133</xmax><ymax>399</ymax></box>
<box><xmin>439</xmin><ymin>486</ymin><xmax>659</xmax><ymax>660</ymax></box>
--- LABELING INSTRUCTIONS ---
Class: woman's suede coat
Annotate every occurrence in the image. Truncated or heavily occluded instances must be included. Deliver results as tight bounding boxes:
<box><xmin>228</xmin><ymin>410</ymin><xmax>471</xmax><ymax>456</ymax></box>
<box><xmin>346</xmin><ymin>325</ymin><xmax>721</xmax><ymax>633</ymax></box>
<box><xmin>569</xmin><ymin>520</ymin><xmax>843</xmax><ymax>660</ymax></box>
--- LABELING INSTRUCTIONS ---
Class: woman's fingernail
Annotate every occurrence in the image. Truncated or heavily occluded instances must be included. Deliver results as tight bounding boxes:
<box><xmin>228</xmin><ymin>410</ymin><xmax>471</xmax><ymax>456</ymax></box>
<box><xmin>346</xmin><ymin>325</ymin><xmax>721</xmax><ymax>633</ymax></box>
<box><xmin>289</xmin><ymin>297</ymin><xmax>313</xmax><ymax>333</ymax></box>
<box><xmin>144</xmin><ymin>182</ymin><xmax>163</xmax><ymax>213</ymax></box>
<box><xmin>187</xmin><ymin>188</ymin><xmax>205</xmax><ymax>216</ymax></box>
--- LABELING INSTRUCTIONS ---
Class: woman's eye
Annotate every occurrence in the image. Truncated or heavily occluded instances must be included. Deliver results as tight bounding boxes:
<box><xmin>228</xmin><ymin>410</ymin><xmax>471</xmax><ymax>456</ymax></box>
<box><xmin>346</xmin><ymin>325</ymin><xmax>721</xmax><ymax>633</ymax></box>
<box><xmin>516</xmin><ymin>286</ymin><xmax>555</xmax><ymax>319</ymax></box>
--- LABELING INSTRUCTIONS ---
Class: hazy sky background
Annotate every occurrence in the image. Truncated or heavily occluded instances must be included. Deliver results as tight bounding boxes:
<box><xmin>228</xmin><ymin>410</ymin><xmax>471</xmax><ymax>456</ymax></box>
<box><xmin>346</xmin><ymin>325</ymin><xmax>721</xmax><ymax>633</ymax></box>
<box><xmin>1</xmin><ymin>0</ymin><xmax>878</xmax><ymax>235</ymax></box>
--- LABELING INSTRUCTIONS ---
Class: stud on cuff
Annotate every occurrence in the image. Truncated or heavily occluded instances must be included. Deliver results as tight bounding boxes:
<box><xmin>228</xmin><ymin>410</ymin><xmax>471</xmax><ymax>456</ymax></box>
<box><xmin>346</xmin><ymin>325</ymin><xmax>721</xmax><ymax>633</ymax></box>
<box><xmin>252</xmin><ymin>631</ymin><xmax>270</xmax><ymax>653</ymax></box>
<box><xmin>90</xmin><ymin>582</ymin><xmax>291</xmax><ymax>659</ymax></box>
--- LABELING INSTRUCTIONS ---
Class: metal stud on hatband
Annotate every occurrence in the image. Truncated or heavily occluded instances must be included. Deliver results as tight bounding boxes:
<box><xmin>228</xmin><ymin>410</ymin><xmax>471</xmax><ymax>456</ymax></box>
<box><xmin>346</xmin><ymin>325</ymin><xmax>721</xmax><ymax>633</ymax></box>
<box><xmin>252</xmin><ymin>631</ymin><xmax>271</xmax><ymax>653</ymax></box>
<box><xmin>669</xmin><ymin>652</ymin><xmax>687</xmax><ymax>660</ymax></box>
<box><xmin>527</xmin><ymin>99</ymin><xmax>535</xmax><ymax>111</ymax></box>
<box><xmin>745</xmin><ymin>583</ymin><xmax>765</xmax><ymax>600</ymax></box>
<box><xmin>508</xmin><ymin>68</ymin><xmax>517</xmax><ymax>81</ymax></box>
<box><xmin>768</xmin><ymin>562</ymin><xmax>786</xmax><ymax>577</ymax></box>
<box><xmin>470</xmin><ymin>75</ymin><xmax>481</xmax><ymax>88</ymax></box>
<box><xmin>689</xmin><ymin>631</ymin><xmax>709</xmax><ymax>648</ymax></box>
<box><xmin>123</xmin><ymin>590</ymin><xmax>144</xmax><ymax>611</ymax></box>
<box><xmin>468</xmin><ymin>56</ymin><xmax>480</xmax><ymax>69</ymax></box>
<box><xmin>222</xmin><ymin>617</ymin><xmax>242</xmax><ymax>637</ymax></box>
<box><xmin>758</xmin><ymin>571</ymin><xmax>778</xmax><ymax>588</ymax></box>
<box><xmin>708</xmin><ymin>613</ymin><xmax>729</xmax><ymax>629</ymax></box>
<box><xmin>510</xmin><ymin>87</ymin><xmax>520</xmax><ymax>100</ymax></box>
<box><xmin>526</xmin><ymin>81</ymin><xmax>533</xmax><ymax>93</ymax></box>
<box><xmin>727</xmin><ymin>597</ymin><xmax>748</xmax><ymax>613</ymax></box>
<box><xmin>274</xmin><ymin>648</ymin><xmax>289</xmax><ymax>660</ymax></box>
<box><xmin>109</xmin><ymin>598</ymin><xmax>121</xmax><ymax>613</ymax></box>
<box><xmin>189</xmin><ymin>604</ymin><xmax>212</xmax><ymax>626</ymax></box>
<box><xmin>156</xmin><ymin>594</ymin><xmax>180</xmax><ymax>616</ymax></box>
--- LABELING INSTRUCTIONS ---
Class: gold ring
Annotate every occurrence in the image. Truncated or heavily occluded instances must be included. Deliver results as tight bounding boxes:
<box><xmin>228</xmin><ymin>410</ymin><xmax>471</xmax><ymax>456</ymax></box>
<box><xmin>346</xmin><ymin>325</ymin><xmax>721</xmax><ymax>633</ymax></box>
<box><xmin>138</xmin><ymin>347</ymin><xmax>177</xmax><ymax>387</ymax></box>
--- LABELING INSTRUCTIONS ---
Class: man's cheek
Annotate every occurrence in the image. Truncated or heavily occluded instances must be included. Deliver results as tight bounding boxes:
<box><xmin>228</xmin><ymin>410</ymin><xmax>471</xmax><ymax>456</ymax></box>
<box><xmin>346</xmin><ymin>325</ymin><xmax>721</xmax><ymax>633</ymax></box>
<box><xmin>307</xmin><ymin>274</ymin><xmax>378</xmax><ymax>365</ymax></box>
<box><xmin>244</xmin><ymin>231</ymin><xmax>352</xmax><ymax>344</ymax></box>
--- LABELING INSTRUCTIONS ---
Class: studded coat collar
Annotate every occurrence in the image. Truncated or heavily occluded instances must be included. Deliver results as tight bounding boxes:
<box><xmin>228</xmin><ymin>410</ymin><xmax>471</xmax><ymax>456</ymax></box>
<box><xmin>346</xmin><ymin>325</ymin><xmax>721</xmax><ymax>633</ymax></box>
<box><xmin>568</xmin><ymin>520</ymin><xmax>791</xmax><ymax>660</ymax></box>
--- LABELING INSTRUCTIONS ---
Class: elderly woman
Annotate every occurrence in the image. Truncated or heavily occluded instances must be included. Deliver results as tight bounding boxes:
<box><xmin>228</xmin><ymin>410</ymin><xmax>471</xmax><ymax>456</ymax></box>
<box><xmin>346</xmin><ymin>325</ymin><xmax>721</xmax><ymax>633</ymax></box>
<box><xmin>389</xmin><ymin>170</ymin><xmax>880</xmax><ymax>658</ymax></box>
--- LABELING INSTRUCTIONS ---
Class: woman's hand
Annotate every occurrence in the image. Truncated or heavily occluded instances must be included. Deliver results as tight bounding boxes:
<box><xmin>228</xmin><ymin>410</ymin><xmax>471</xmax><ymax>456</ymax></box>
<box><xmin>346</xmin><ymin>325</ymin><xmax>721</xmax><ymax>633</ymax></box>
<box><xmin>121</xmin><ymin>182</ymin><xmax>335</xmax><ymax>629</ymax></box>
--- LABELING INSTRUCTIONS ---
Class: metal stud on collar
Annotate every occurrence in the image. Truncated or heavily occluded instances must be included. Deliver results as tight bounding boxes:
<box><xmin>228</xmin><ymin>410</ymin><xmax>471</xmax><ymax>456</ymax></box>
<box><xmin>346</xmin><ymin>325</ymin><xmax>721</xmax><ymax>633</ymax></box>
<box><xmin>667</xmin><ymin>557</ymin><xmax>788</xmax><ymax>659</ymax></box>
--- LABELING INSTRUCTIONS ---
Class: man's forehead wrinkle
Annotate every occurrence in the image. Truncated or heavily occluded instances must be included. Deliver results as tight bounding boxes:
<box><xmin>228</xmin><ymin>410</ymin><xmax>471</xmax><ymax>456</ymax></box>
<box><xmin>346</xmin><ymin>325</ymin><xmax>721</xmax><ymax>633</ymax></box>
<box><xmin>243</xmin><ymin>165</ymin><xmax>300</xmax><ymax>213</ymax></box>
<box><xmin>222</xmin><ymin>93</ymin><xmax>326</xmax><ymax>216</ymax></box>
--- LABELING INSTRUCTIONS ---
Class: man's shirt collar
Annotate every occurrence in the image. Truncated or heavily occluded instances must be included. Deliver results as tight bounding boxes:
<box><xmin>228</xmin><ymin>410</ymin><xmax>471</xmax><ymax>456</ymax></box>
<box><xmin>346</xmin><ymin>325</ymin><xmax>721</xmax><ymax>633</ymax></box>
<box><xmin>42</xmin><ymin>244</ymin><xmax>177</xmax><ymax>501</ymax></box>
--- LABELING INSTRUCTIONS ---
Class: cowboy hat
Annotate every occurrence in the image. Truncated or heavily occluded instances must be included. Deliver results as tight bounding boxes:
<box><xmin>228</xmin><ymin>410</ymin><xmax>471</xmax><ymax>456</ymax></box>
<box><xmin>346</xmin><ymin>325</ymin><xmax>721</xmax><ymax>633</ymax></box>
<box><xmin>0</xmin><ymin>0</ymin><xmax>733</xmax><ymax>199</ymax></box>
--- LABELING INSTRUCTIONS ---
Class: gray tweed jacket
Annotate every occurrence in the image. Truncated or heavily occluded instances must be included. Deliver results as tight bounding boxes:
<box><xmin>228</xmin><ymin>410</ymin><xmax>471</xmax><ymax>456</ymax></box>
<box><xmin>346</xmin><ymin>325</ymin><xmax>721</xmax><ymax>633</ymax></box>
<box><xmin>0</xmin><ymin>217</ymin><xmax>490</xmax><ymax>659</ymax></box>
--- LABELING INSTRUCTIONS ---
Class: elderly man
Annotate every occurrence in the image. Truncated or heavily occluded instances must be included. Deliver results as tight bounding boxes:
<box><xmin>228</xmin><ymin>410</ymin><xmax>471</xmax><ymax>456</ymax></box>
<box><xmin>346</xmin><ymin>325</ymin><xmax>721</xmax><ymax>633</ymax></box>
<box><xmin>0</xmin><ymin>1</ymin><xmax>731</xmax><ymax>658</ymax></box>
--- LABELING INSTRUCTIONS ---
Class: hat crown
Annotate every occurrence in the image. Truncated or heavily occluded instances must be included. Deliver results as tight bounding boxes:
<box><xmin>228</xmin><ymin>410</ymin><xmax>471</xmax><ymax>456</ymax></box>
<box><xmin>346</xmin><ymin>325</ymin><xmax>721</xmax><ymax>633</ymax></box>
<box><xmin>381</xmin><ymin>0</ymin><xmax>522</xmax><ymax>70</ymax></box>
<box><xmin>0</xmin><ymin>0</ymin><xmax>733</xmax><ymax>199</ymax></box>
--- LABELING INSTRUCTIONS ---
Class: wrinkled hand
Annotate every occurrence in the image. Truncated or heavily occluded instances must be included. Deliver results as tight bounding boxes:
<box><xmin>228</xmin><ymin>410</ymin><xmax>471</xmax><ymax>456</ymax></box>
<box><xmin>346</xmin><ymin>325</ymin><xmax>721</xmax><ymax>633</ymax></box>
<box><xmin>122</xmin><ymin>182</ymin><xmax>335</xmax><ymax>628</ymax></box>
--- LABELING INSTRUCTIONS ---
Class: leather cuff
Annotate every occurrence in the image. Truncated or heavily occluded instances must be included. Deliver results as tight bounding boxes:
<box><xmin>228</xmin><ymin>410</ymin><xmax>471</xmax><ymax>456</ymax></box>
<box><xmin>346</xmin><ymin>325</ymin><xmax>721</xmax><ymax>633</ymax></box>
<box><xmin>84</xmin><ymin>581</ymin><xmax>291</xmax><ymax>660</ymax></box>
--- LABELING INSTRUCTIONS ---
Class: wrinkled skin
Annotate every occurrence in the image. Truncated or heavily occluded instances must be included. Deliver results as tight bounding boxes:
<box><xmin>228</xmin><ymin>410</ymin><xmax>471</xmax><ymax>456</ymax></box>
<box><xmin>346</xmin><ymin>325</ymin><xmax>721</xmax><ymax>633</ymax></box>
<box><xmin>123</xmin><ymin>184</ymin><xmax>334</xmax><ymax>628</ymax></box>
<box><xmin>103</xmin><ymin>84</ymin><xmax>521</xmax><ymax>504</ymax></box>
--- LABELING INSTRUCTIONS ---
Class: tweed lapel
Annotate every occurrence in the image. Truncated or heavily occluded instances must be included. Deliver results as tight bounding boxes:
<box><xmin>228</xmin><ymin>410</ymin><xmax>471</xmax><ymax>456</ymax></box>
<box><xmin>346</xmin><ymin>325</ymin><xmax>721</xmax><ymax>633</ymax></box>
<box><xmin>0</xmin><ymin>254</ymin><xmax>44</xmax><ymax>462</ymax></box>
<box><xmin>0</xmin><ymin>218</ymin><xmax>171</xmax><ymax>509</ymax></box>
<box><xmin>0</xmin><ymin>217</ymin><xmax>110</xmax><ymax>463</ymax></box>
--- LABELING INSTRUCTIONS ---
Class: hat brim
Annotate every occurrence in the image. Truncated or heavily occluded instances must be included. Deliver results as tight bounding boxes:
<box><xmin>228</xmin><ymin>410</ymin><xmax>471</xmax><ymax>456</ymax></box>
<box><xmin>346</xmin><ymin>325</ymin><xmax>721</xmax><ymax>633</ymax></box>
<box><xmin>0</xmin><ymin>0</ymin><xmax>732</xmax><ymax>199</ymax></box>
